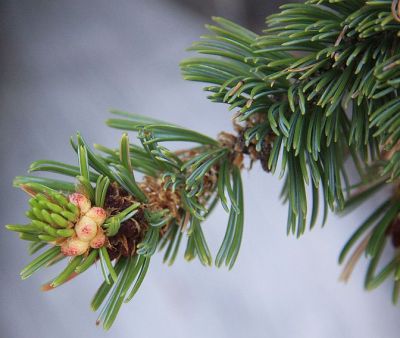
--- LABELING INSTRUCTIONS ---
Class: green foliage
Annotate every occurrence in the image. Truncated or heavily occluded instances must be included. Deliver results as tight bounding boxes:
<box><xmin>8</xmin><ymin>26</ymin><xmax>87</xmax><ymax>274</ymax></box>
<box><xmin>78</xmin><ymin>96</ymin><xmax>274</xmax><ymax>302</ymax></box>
<box><xmin>181</xmin><ymin>1</ymin><xmax>400</xmax><ymax>301</ymax></box>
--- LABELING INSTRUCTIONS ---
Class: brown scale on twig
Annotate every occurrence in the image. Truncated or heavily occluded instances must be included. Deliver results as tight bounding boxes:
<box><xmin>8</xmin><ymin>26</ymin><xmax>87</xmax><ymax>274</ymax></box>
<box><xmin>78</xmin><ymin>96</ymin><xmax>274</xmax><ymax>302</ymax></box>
<box><xmin>218</xmin><ymin>112</ymin><xmax>275</xmax><ymax>172</ymax></box>
<box><xmin>103</xmin><ymin>147</ymin><xmax>221</xmax><ymax>260</ymax></box>
<box><xmin>389</xmin><ymin>217</ymin><xmax>400</xmax><ymax>248</ymax></box>
<box><xmin>104</xmin><ymin>178</ymin><xmax>181</xmax><ymax>260</ymax></box>
<box><xmin>104</xmin><ymin>183</ymin><xmax>147</xmax><ymax>260</ymax></box>
<box><xmin>139</xmin><ymin>176</ymin><xmax>181</xmax><ymax>222</ymax></box>
<box><xmin>103</xmin><ymin>111</ymin><xmax>275</xmax><ymax>259</ymax></box>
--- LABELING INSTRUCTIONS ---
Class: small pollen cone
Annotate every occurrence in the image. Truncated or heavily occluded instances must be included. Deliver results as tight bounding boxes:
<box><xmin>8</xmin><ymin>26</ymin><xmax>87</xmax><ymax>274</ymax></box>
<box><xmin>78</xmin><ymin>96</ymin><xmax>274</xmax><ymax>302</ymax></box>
<box><xmin>69</xmin><ymin>193</ymin><xmax>91</xmax><ymax>215</ymax></box>
<box><xmin>61</xmin><ymin>237</ymin><xmax>89</xmax><ymax>256</ymax></box>
<box><xmin>75</xmin><ymin>216</ymin><xmax>98</xmax><ymax>241</ymax></box>
<box><xmin>90</xmin><ymin>227</ymin><xmax>106</xmax><ymax>249</ymax></box>
<box><xmin>85</xmin><ymin>207</ymin><xmax>107</xmax><ymax>226</ymax></box>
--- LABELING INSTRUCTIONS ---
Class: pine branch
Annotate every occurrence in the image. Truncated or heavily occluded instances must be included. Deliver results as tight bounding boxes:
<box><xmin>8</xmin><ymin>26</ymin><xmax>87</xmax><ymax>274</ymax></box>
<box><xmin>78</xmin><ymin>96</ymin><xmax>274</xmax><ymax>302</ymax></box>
<box><xmin>6</xmin><ymin>112</ymin><xmax>247</xmax><ymax>329</ymax></box>
<box><xmin>181</xmin><ymin>0</ymin><xmax>400</xmax><ymax>302</ymax></box>
<box><xmin>6</xmin><ymin>0</ymin><xmax>400</xmax><ymax>329</ymax></box>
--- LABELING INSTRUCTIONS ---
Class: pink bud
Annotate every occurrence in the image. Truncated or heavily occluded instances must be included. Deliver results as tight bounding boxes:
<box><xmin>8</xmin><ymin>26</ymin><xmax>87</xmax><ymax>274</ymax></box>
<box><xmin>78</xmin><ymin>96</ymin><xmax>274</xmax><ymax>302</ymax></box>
<box><xmin>69</xmin><ymin>193</ymin><xmax>91</xmax><ymax>215</ymax></box>
<box><xmin>90</xmin><ymin>227</ymin><xmax>106</xmax><ymax>249</ymax></box>
<box><xmin>85</xmin><ymin>207</ymin><xmax>107</xmax><ymax>226</ymax></box>
<box><xmin>75</xmin><ymin>215</ymin><xmax>98</xmax><ymax>241</ymax></box>
<box><xmin>61</xmin><ymin>238</ymin><xmax>89</xmax><ymax>256</ymax></box>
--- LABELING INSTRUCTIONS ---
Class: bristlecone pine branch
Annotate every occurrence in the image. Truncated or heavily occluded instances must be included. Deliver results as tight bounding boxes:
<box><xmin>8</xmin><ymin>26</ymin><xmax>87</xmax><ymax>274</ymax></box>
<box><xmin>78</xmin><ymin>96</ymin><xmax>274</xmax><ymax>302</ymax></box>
<box><xmin>7</xmin><ymin>112</ymin><xmax>246</xmax><ymax>329</ymax></box>
<box><xmin>6</xmin><ymin>0</ymin><xmax>400</xmax><ymax>329</ymax></box>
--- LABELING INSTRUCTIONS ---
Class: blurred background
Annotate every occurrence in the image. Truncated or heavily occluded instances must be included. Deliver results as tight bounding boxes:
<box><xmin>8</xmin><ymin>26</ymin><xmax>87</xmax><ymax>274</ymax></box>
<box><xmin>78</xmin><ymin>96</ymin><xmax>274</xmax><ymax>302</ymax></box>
<box><xmin>1</xmin><ymin>1</ymin><xmax>400</xmax><ymax>337</ymax></box>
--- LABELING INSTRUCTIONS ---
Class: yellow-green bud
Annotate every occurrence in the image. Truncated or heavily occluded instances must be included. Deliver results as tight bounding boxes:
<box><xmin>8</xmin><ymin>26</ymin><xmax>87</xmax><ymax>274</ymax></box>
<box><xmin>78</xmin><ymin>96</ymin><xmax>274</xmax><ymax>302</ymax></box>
<box><xmin>56</xmin><ymin>228</ymin><xmax>75</xmax><ymax>237</ymax></box>
<box><xmin>50</xmin><ymin>213</ymin><xmax>69</xmax><ymax>228</ymax></box>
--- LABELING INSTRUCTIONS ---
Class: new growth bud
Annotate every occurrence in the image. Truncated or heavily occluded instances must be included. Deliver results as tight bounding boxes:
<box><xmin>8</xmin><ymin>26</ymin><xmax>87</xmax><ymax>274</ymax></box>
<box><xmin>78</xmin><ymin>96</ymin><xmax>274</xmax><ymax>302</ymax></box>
<box><xmin>90</xmin><ymin>227</ymin><xmax>106</xmax><ymax>249</ymax></box>
<box><xmin>68</xmin><ymin>193</ymin><xmax>91</xmax><ymax>215</ymax></box>
<box><xmin>75</xmin><ymin>215</ymin><xmax>98</xmax><ymax>241</ymax></box>
<box><xmin>16</xmin><ymin>188</ymin><xmax>109</xmax><ymax>258</ymax></box>
<box><xmin>85</xmin><ymin>207</ymin><xmax>107</xmax><ymax>226</ymax></box>
<box><xmin>58</xmin><ymin>198</ymin><xmax>108</xmax><ymax>256</ymax></box>
<box><xmin>61</xmin><ymin>237</ymin><xmax>89</xmax><ymax>256</ymax></box>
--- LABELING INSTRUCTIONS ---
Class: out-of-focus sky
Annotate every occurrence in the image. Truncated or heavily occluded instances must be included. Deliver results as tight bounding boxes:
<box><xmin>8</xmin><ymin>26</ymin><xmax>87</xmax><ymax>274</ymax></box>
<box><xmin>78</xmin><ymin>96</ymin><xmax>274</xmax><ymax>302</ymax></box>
<box><xmin>1</xmin><ymin>1</ymin><xmax>399</xmax><ymax>337</ymax></box>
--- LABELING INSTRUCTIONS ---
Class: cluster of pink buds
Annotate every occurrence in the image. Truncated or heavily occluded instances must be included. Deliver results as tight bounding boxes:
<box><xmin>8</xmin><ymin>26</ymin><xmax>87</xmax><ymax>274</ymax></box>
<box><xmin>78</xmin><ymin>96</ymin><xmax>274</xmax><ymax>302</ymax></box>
<box><xmin>61</xmin><ymin>193</ymin><xmax>107</xmax><ymax>256</ymax></box>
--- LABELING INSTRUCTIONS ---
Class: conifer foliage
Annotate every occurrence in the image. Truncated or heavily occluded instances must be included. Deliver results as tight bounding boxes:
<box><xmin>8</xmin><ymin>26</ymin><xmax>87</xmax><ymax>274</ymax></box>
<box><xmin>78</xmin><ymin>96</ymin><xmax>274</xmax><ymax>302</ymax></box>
<box><xmin>6</xmin><ymin>0</ymin><xmax>400</xmax><ymax>329</ymax></box>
